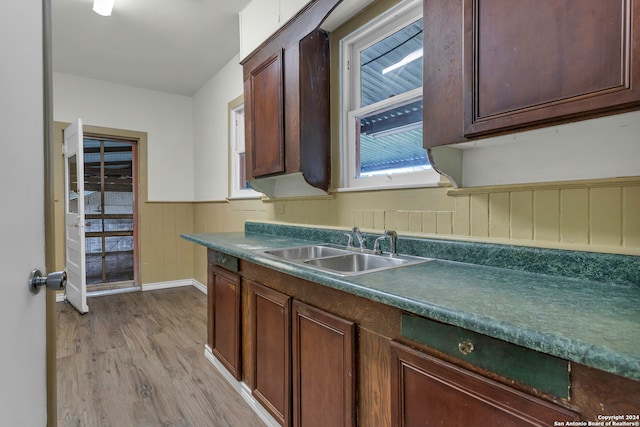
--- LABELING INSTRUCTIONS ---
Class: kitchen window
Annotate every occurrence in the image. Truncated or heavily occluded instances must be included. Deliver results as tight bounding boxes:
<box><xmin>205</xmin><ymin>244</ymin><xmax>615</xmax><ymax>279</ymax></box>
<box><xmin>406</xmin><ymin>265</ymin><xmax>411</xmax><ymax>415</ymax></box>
<box><xmin>340</xmin><ymin>0</ymin><xmax>440</xmax><ymax>190</ymax></box>
<box><xmin>229</xmin><ymin>101</ymin><xmax>260</xmax><ymax>199</ymax></box>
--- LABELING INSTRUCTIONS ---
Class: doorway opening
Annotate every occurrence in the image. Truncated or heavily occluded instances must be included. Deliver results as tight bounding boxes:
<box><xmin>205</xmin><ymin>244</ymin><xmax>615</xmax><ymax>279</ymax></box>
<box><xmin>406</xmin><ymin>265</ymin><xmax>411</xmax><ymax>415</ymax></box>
<box><xmin>83</xmin><ymin>136</ymin><xmax>138</xmax><ymax>290</ymax></box>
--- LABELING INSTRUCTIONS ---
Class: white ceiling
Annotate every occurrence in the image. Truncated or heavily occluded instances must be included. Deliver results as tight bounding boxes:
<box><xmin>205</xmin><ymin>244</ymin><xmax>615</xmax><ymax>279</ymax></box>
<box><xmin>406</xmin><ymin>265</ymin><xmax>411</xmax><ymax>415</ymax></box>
<box><xmin>52</xmin><ymin>0</ymin><xmax>253</xmax><ymax>96</ymax></box>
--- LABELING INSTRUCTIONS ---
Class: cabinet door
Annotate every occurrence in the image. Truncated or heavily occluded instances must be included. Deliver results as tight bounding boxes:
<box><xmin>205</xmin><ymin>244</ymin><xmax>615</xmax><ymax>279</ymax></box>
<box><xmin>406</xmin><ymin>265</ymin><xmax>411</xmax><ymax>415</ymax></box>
<box><xmin>249</xmin><ymin>50</ymin><xmax>285</xmax><ymax>178</ymax></box>
<box><xmin>249</xmin><ymin>281</ymin><xmax>291</xmax><ymax>426</ymax></box>
<box><xmin>464</xmin><ymin>0</ymin><xmax>640</xmax><ymax>137</ymax></box>
<box><xmin>390</xmin><ymin>341</ymin><xmax>578</xmax><ymax>426</ymax></box>
<box><xmin>292</xmin><ymin>301</ymin><xmax>356</xmax><ymax>427</ymax></box>
<box><xmin>209</xmin><ymin>265</ymin><xmax>241</xmax><ymax>380</ymax></box>
<box><xmin>424</xmin><ymin>0</ymin><xmax>640</xmax><ymax>147</ymax></box>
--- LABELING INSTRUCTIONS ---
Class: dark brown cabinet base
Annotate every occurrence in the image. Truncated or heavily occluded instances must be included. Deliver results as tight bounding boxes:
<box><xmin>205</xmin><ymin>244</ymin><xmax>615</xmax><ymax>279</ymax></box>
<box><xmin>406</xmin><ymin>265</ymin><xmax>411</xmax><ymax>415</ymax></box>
<box><xmin>249</xmin><ymin>281</ymin><xmax>291</xmax><ymax>426</ymax></box>
<box><xmin>292</xmin><ymin>300</ymin><xmax>356</xmax><ymax>427</ymax></box>
<box><xmin>390</xmin><ymin>341</ymin><xmax>578</xmax><ymax>426</ymax></box>
<box><xmin>246</xmin><ymin>280</ymin><xmax>356</xmax><ymax>427</ymax></box>
<box><xmin>203</xmin><ymin>254</ymin><xmax>638</xmax><ymax>427</ymax></box>
<box><xmin>208</xmin><ymin>264</ymin><xmax>242</xmax><ymax>380</ymax></box>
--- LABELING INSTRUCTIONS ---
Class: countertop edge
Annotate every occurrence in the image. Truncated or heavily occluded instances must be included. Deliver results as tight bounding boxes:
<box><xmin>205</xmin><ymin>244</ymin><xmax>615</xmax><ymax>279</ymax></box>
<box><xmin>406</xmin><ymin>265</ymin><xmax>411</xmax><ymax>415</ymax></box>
<box><xmin>181</xmin><ymin>232</ymin><xmax>640</xmax><ymax>382</ymax></box>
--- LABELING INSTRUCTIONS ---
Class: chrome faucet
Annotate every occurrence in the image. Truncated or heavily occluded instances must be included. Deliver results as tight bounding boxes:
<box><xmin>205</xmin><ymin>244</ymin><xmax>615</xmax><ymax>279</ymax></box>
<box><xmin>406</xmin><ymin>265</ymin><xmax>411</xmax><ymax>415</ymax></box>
<box><xmin>351</xmin><ymin>226</ymin><xmax>367</xmax><ymax>251</ymax></box>
<box><xmin>373</xmin><ymin>235</ymin><xmax>387</xmax><ymax>255</ymax></box>
<box><xmin>373</xmin><ymin>230</ymin><xmax>398</xmax><ymax>256</ymax></box>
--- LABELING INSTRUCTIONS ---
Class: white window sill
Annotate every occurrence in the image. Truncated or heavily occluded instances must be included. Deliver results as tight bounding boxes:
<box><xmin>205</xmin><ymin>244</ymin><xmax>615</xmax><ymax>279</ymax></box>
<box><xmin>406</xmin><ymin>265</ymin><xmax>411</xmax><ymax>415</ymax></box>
<box><xmin>334</xmin><ymin>181</ymin><xmax>444</xmax><ymax>193</ymax></box>
<box><xmin>227</xmin><ymin>194</ymin><xmax>263</xmax><ymax>201</ymax></box>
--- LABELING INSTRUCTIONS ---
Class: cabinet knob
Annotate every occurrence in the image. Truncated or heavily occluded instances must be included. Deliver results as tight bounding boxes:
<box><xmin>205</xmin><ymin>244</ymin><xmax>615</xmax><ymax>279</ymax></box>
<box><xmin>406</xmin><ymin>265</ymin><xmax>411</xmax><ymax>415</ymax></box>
<box><xmin>458</xmin><ymin>339</ymin><xmax>474</xmax><ymax>355</ymax></box>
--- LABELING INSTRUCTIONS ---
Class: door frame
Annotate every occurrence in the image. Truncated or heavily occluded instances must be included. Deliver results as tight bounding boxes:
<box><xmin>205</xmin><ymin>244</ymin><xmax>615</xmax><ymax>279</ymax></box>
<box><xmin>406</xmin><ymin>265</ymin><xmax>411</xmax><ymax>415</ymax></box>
<box><xmin>52</xmin><ymin>123</ymin><xmax>147</xmax><ymax>287</ymax></box>
<box><xmin>82</xmin><ymin>134</ymin><xmax>140</xmax><ymax>287</ymax></box>
<box><xmin>43</xmin><ymin>0</ymin><xmax>56</xmax><ymax>423</ymax></box>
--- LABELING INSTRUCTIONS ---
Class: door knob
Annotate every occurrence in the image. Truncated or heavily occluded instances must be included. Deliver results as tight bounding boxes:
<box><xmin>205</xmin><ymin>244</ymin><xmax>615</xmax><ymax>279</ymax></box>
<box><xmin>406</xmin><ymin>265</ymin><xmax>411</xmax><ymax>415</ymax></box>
<box><xmin>29</xmin><ymin>269</ymin><xmax>67</xmax><ymax>294</ymax></box>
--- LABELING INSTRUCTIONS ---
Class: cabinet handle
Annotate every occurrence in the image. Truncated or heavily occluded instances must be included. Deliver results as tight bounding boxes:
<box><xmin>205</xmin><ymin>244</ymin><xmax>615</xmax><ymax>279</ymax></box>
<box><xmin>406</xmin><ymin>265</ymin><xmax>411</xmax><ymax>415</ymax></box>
<box><xmin>458</xmin><ymin>339</ymin><xmax>474</xmax><ymax>355</ymax></box>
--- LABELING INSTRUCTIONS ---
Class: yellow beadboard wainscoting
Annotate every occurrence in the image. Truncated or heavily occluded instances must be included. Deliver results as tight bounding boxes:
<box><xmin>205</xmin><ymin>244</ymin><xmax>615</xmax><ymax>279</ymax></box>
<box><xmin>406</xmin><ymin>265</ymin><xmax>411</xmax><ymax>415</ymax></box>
<box><xmin>192</xmin><ymin>199</ymin><xmax>272</xmax><ymax>284</ymax></box>
<box><xmin>139</xmin><ymin>202</ymin><xmax>194</xmax><ymax>284</ymax></box>
<box><xmin>190</xmin><ymin>178</ymin><xmax>640</xmax><ymax>284</ymax></box>
<box><xmin>51</xmin><ymin>122</ymin><xmax>639</xmax><ymax>290</ymax></box>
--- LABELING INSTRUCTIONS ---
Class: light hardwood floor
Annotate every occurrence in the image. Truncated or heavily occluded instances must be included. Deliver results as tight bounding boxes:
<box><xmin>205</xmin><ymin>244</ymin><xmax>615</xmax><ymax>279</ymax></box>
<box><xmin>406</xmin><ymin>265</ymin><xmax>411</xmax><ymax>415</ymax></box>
<box><xmin>57</xmin><ymin>287</ymin><xmax>265</xmax><ymax>427</ymax></box>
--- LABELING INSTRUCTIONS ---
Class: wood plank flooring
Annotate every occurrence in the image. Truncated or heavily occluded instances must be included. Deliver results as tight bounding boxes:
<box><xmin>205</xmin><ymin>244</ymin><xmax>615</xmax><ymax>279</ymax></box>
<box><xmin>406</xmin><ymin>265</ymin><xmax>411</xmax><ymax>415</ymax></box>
<box><xmin>57</xmin><ymin>287</ymin><xmax>265</xmax><ymax>427</ymax></box>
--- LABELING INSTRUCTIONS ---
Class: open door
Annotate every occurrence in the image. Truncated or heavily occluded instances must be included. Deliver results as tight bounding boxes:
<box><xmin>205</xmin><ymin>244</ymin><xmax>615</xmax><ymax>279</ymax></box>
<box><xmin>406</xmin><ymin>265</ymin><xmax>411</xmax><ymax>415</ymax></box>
<box><xmin>0</xmin><ymin>0</ymin><xmax>48</xmax><ymax>423</ymax></box>
<box><xmin>64</xmin><ymin>119</ymin><xmax>89</xmax><ymax>313</ymax></box>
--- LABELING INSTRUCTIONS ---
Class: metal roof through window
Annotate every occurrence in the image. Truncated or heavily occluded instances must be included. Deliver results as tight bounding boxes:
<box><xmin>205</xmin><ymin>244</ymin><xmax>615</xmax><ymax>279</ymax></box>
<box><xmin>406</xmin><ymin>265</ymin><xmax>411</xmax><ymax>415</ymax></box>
<box><xmin>357</xmin><ymin>17</ymin><xmax>428</xmax><ymax>175</ymax></box>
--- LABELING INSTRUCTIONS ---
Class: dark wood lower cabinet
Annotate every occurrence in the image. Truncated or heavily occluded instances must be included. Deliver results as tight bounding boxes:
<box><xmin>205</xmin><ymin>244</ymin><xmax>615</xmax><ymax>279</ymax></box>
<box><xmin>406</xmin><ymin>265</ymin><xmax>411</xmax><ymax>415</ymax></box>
<box><xmin>248</xmin><ymin>281</ymin><xmax>292</xmax><ymax>426</ymax></box>
<box><xmin>209</xmin><ymin>264</ymin><xmax>241</xmax><ymax>380</ymax></box>
<box><xmin>292</xmin><ymin>300</ymin><xmax>356</xmax><ymax>427</ymax></box>
<box><xmin>247</xmin><ymin>282</ymin><xmax>356</xmax><ymax>427</ymax></box>
<box><xmin>390</xmin><ymin>341</ymin><xmax>578</xmax><ymax>426</ymax></box>
<box><xmin>206</xmin><ymin>259</ymin><xmax>638</xmax><ymax>427</ymax></box>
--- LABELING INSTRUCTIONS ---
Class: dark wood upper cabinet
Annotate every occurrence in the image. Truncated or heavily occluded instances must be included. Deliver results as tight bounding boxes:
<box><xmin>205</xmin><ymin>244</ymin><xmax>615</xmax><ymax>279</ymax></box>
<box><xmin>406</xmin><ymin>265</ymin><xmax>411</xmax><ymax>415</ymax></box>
<box><xmin>424</xmin><ymin>0</ymin><xmax>640</xmax><ymax>147</ymax></box>
<box><xmin>242</xmin><ymin>0</ymin><xmax>338</xmax><ymax>195</ymax></box>
<box><xmin>244</xmin><ymin>30</ymin><xmax>330</xmax><ymax>188</ymax></box>
<box><xmin>249</xmin><ymin>50</ymin><xmax>286</xmax><ymax>177</ymax></box>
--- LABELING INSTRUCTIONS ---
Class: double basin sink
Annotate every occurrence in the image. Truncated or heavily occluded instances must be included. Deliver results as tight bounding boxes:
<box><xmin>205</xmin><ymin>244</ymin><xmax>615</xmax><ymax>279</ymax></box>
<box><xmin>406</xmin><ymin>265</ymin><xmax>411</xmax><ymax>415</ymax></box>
<box><xmin>257</xmin><ymin>244</ymin><xmax>433</xmax><ymax>276</ymax></box>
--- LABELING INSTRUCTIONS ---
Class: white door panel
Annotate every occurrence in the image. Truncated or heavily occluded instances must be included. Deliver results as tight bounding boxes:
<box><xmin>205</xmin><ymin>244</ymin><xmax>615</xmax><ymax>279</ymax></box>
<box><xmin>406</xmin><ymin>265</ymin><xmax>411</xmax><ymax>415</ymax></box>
<box><xmin>64</xmin><ymin>119</ymin><xmax>88</xmax><ymax>313</ymax></box>
<box><xmin>0</xmin><ymin>0</ymin><xmax>47</xmax><ymax>423</ymax></box>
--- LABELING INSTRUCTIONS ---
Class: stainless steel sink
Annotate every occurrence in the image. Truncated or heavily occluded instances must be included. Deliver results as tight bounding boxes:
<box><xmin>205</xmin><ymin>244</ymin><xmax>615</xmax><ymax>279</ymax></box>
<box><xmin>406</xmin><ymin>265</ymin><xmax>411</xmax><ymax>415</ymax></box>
<box><xmin>303</xmin><ymin>252</ymin><xmax>408</xmax><ymax>274</ymax></box>
<box><xmin>263</xmin><ymin>245</ymin><xmax>351</xmax><ymax>260</ymax></box>
<box><xmin>257</xmin><ymin>244</ymin><xmax>433</xmax><ymax>276</ymax></box>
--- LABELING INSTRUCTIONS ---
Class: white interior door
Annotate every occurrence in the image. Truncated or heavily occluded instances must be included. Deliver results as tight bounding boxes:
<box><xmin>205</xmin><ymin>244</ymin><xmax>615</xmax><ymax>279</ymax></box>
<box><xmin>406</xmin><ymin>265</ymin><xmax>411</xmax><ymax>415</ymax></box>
<box><xmin>64</xmin><ymin>119</ymin><xmax>89</xmax><ymax>313</ymax></box>
<box><xmin>0</xmin><ymin>0</ymin><xmax>47</xmax><ymax>423</ymax></box>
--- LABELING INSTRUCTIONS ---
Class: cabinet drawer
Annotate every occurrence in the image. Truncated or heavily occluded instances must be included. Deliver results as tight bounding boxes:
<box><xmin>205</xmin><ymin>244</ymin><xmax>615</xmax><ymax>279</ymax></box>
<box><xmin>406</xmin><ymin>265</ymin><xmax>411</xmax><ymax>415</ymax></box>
<box><xmin>390</xmin><ymin>341</ymin><xmax>578</xmax><ymax>426</ymax></box>
<box><xmin>207</xmin><ymin>249</ymin><xmax>239</xmax><ymax>272</ymax></box>
<box><xmin>401</xmin><ymin>314</ymin><xmax>569</xmax><ymax>398</ymax></box>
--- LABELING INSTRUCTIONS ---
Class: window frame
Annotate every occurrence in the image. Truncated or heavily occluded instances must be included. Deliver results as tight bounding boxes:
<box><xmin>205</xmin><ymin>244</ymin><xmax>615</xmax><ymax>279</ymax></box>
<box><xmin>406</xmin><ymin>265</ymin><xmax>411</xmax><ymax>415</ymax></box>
<box><xmin>229</xmin><ymin>102</ymin><xmax>261</xmax><ymax>199</ymax></box>
<box><xmin>339</xmin><ymin>0</ymin><xmax>440</xmax><ymax>191</ymax></box>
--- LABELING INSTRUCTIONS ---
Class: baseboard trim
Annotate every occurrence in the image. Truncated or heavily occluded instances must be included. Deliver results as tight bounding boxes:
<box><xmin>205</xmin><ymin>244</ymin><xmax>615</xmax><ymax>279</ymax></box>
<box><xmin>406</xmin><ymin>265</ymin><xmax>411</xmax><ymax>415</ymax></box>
<box><xmin>204</xmin><ymin>346</ymin><xmax>280</xmax><ymax>427</ymax></box>
<box><xmin>191</xmin><ymin>279</ymin><xmax>206</xmax><ymax>294</ymax></box>
<box><xmin>55</xmin><ymin>278</ymin><xmax>206</xmax><ymax>303</ymax></box>
<box><xmin>142</xmin><ymin>279</ymin><xmax>194</xmax><ymax>292</ymax></box>
<box><xmin>88</xmin><ymin>286</ymin><xmax>141</xmax><ymax>298</ymax></box>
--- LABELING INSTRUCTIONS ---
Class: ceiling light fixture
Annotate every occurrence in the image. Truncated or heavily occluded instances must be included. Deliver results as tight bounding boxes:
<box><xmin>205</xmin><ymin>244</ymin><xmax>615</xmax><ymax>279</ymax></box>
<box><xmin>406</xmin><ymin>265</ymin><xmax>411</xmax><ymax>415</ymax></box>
<box><xmin>93</xmin><ymin>0</ymin><xmax>115</xmax><ymax>16</ymax></box>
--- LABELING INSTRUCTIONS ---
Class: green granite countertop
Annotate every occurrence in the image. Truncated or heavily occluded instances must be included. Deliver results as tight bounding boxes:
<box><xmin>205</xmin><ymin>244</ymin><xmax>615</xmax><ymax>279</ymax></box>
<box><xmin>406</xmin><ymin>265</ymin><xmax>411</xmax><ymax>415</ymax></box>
<box><xmin>182</xmin><ymin>226</ymin><xmax>640</xmax><ymax>382</ymax></box>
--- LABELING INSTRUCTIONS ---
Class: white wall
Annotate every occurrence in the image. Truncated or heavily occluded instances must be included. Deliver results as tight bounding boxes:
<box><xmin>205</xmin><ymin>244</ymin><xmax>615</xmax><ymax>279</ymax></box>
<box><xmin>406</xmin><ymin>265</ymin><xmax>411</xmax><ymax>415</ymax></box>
<box><xmin>192</xmin><ymin>54</ymin><xmax>244</xmax><ymax>201</ymax></box>
<box><xmin>53</xmin><ymin>72</ymin><xmax>194</xmax><ymax>201</ymax></box>
<box><xmin>458</xmin><ymin>111</ymin><xmax>640</xmax><ymax>187</ymax></box>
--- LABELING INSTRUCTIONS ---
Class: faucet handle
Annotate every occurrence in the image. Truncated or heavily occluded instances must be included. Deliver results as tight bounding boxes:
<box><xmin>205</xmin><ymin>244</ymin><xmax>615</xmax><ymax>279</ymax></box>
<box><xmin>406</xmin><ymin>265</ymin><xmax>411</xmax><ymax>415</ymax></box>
<box><xmin>344</xmin><ymin>233</ymin><xmax>354</xmax><ymax>248</ymax></box>
<box><xmin>384</xmin><ymin>230</ymin><xmax>398</xmax><ymax>256</ymax></box>
<box><xmin>351</xmin><ymin>226</ymin><xmax>367</xmax><ymax>250</ymax></box>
